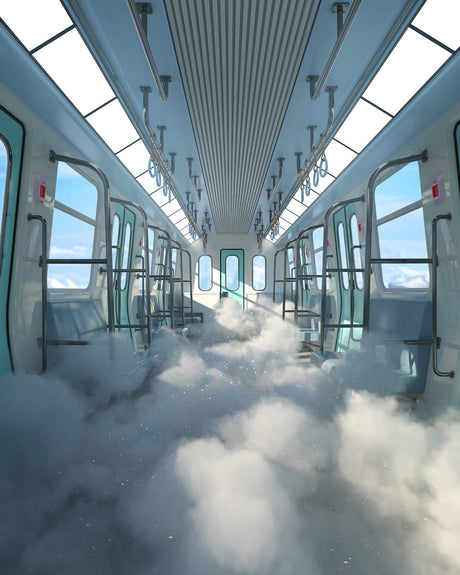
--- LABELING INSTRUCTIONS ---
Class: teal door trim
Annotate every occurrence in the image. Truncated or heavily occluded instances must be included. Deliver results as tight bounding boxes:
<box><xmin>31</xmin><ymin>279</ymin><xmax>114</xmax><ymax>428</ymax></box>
<box><xmin>1</xmin><ymin>106</ymin><xmax>25</xmax><ymax>375</ymax></box>
<box><xmin>220</xmin><ymin>249</ymin><xmax>244</xmax><ymax>309</ymax></box>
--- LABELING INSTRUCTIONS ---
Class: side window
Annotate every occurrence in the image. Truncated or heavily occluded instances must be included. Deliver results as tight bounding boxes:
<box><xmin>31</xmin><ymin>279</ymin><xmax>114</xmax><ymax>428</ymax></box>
<box><xmin>49</xmin><ymin>163</ymin><xmax>97</xmax><ymax>289</ymax></box>
<box><xmin>120</xmin><ymin>221</ymin><xmax>132</xmax><ymax>290</ymax></box>
<box><xmin>0</xmin><ymin>137</ymin><xmax>9</xmax><ymax>271</ymax></box>
<box><xmin>337</xmin><ymin>222</ymin><xmax>349</xmax><ymax>290</ymax></box>
<box><xmin>252</xmin><ymin>255</ymin><xmax>266</xmax><ymax>291</ymax></box>
<box><xmin>172</xmin><ymin>248</ymin><xmax>178</xmax><ymax>277</ymax></box>
<box><xmin>350</xmin><ymin>214</ymin><xmax>363</xmax><ymax>289</ymax></box>
<box><xmin>148</xmin><ymin>227</ymin><xmax>155</xmax><ymax>273</ymax></box>
<box><xmin>225</xmin><ymin>255</ymin><xmax>239</xmax><ymax>291</ymax></box>
<box><xmin>287</xmin><ymin>247</ymin><xmax>296</xmax><ymax>297</ymax></box>
<box><xmin>112</xmin><ymin>213</ymin><xmax>120</xmax><ymax>273</ymax></box>
<box><xmin>375</xmin><ymin>162</ymin><xmax>428</xmax><ymax>289</ymax></box>
<box><xmin>313</xmin><ymin>227</ymin><xmax>324</xmax><ymax>289</ymax></box>
<box><xmin>199</xmin><ymin>255</ymin><xmax>212</xmax><ymax>291</ymax></box>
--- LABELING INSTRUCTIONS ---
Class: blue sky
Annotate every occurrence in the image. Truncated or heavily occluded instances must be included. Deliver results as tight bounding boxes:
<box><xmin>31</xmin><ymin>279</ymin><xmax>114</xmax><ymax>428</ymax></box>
<box><xmin>48</xmin><ymin>164</ymin><xmax>97</xmax><ymax>289</ymax></box>
<box><xmin>375</xmin><ymin>162</ymin><xmax>429</xmax><ymax>288</ymax></box>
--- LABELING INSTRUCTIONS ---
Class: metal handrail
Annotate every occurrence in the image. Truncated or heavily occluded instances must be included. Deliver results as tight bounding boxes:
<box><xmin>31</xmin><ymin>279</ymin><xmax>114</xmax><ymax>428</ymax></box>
<box><xmin>432</xmin><ymin>213</ymin><xmax>454</xmax><ymax>378</ymax></box>
<box><xmin>49</xmin><ymin>150</ymin><xmax>115</xmax><ymax>332</ymax></box>
<box><xmin>125</xmin><ymin>0</ymin><xmax>168</xmax><ymax>101</ymax></box>
<box><xmin>182</xmin><ymin>247</ymin><xmax>194</xmax><ymax>323</ymax></box>
<box><xmin>27</xmin><ymin>214</ymin><xmax>48</xmax><ymax>372</ymax></box>
<box><xmin>171</xmin><ymin>240</ymin><xmax>185</xmax><ymax>327</ymax></box>
<box><xmin>295</xmin><ymin>223</ymin><xmax>323</xmax><ymax>323</ymax></box>
<box><xmin>320</xmin><ymin>195</ymin><xmax>365</xmax><ymax>351</ymax></box>
<box><xmin>28</xmin><ymin>153</ymin><xmax>115</xmax><ymax>372</ymax></box>
<box><xmin>149</xmin><ymin>225</ymin><xmax>174</xmax><ymax>328</ymax></box>
<box><xmin>272</xmin><ymin>248</ymin><xmax>285</xmax><ymax>303</ymax></box>
<box><xmin>282</xmin><ymin>239</ymin><xmax>297</xmax><ymax>319</ymax></box>
<box><xmin>363</xmin><ymin>150</ymin><xmax>428</xmax><ymax>333</ymax></box>
<box><xmin>308</xmin><ymin>0</ymin><xmax>363</xmax><ymax>101</ymax></box>
<box><xmin>362</xmin><ymin>151</ymin><xmax>454</xmax><ymax>378</ymax></box>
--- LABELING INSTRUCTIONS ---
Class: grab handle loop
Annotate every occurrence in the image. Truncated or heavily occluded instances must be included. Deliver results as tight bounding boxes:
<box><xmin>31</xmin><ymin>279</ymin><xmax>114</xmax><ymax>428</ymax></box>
<box><xmin>148</xmin><ymin>156</ymin><xmax>157</xmax><ymax>179</ymax></box>
<box><xmin>319</xmin><ymin>155</ymin><xmax>328</xmax><ymax>178</ymax></box>
<box><xmin>313</xmin><ymin>166</ymin><xmax>320</xmax><ymax>187</ymax></box>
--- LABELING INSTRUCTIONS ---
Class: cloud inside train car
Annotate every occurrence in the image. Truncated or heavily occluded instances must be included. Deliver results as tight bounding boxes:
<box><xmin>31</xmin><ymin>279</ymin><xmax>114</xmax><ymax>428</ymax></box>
<box><xmin>1</xmin><ymin>298</ymin><xmax>460</xmax><ymax>575</ymax></box>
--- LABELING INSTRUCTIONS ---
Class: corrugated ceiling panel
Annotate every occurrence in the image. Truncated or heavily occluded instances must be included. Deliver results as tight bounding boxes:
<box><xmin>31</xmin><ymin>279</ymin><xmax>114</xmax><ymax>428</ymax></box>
<box><xmin>165</xmin><ymin>0</ymin><xmax>318</xmax><ymax>233</ymax></box>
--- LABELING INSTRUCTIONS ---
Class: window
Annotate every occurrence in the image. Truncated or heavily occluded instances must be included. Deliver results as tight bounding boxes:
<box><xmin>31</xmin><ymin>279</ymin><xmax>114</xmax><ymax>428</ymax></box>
<box><xmin>199</xmin><ymin>255</ymin><xmax>212</xmax><ymax>291</ymax></box>
<box><xmin>172</xmin><ymin>247</ymin><xmax>178</xmax><ymax>277</ymax></box>
<box><xmin>252</xmin><ymin>255</ymin><xmax>266</xmax><ymax>291</ymax></box>
<box><xmin>148</xmin><ymin>227</ymin><xmax>155</xmax><ymax>273</ymax></box>
<box><xmin>337</xmin><ymin>222</ymin><xmax>349</xmax><ymax>290</ymax></box>
<box><xmin>120</xmin><ymin>221</ymin><xmax>132</xmax><ymax>290</ymax></box>
<box><xmin>49</xmin><ymin>163</ymin><xmax>97</xmax><ymax>289</ymax></box>
<box><xmin>350</xmin><ymin>214</ymin><xmax>363</xmax><ymax>289</ymax></box>
<box><xmin>112</xmin><ymin>213</ymin><xmax>120</xmax><ymax>273</ymax></box>
<box><xmin>313</xmin><ymin>227</ymin><xmax>324</xmax><ymax>289</ymax></box>
<box><xmin>287</xmin><ymin>247</ymin><xmax>296</xmax><ymax>299</ymax></box>
<box><xmin>375</xmin><ymin>162</ymin><xmax>428</xmax><ymax>289</ymax></box>
<box><xmin>225</xmin><ymin>255</ymin><xmax>239</xmax><ymax>291</ymax></box>
<box><xmin>0</xmin><ymin>137</ymin><xmax>10</xmax><ymax>271</ymax></box>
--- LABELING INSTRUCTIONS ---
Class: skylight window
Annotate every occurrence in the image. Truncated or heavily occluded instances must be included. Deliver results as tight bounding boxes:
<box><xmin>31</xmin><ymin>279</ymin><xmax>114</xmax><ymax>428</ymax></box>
<box><xmin>362</xmin><ymin>28</ymin><xmax>451</xmax><ymax>116</ymax></box>
<box><xmin>412</xmin><ymin>0</ymin><xmax>460</xmax><ymax>51</ymax></box>
<box><xmin>287</xmin><ymin>197</ymin><xmax>308</xmax><ymax>217</ymax></box>
<box><xmin>279</xmin><ymin>217</ymin><xmax>293</xmax><ymax>230</ymax></box>
<box><xmin>117</xmin><ymin>140</ymin><xmax>149</xmax><ymax>177</ymax></box>
<box><xmin>279</xmin><ymin>209</ymin><xmax>299</xmax><ymax>225</ymax></box>
<box><xmin>86</xmin><ymin>99</ymin><xmax>138</xmax><ymax>153</ymax></box>
<box><xmin>293</xmin><ymin>187</ymin><xmax>319</xmax><ymax>208</ymax></box>
<box><xmin>169</xmin><ymin>209</ymin><xmax>186</xmax><ymax>225</ymax></box>
<box><xmin>160</xmin><ymin>199</ymin><xmax>181</xmax><ymax>217</ymax></box>
<box><xmin>324</xmin><ymin>140</ymin><xmax>357</xmax><ymax>178</ymax></box>
<box><xmin>311</xmin><ymin>172</ymin><xmax>335</xmax><ymax>195</ymax></box>
<box><xmin>177</xmin><ymin>219</ymin><xmax>189</xmax><ymax>232</ymax></box>
<box><xmin>137</xmin><ymin>172</ymin><xmax>159</xmax><ymax>195</ymax></box>
<box><xmin>34</xmin><ymin>29</ymin><xmax>114</xmax><ymax>116</ymax></box>
<box><xmin>150</xmin><ymin>187</ymin><xmax>169</xmax><ymax>207</ymax></box>
<box><xmin>1</xmin><ymin>0</ymin><xmax>72</xmax><ymax>51</ymax></box>
<box><xmin>334</xmin><ymin>98</ymin><xmax>392</xmax><ymax>153</ymax></box>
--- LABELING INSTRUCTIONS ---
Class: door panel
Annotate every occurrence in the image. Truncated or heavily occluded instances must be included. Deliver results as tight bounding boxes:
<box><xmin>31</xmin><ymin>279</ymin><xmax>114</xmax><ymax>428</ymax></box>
<box><xmin>0</xmin><ymin>107</ymin><xmax>24</xmax><ymax>375</ymax></box>
<box><xmin>220</xmin><ymin>249</ymin><xmax>244</xmax><ymax>308</ymax></box>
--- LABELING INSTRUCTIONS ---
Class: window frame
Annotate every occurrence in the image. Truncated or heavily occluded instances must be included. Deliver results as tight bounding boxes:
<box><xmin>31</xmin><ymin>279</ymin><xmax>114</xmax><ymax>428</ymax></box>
<box><xmin>374</xmin><ymin>161</ymin><xmax>429</xmax><ymax>292</ymax></box>
<box><xmin>49</xmin><ymin>162</ymin><xmax>100</xmax><ymax>291</ymax></box>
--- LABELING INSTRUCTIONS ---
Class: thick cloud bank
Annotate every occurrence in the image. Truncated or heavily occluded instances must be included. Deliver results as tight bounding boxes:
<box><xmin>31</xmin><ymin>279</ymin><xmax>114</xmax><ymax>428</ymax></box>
<box><xmin>1</xmin><ymin>298</ymin><xmax>459</xmax><ymax>574</ymax></box>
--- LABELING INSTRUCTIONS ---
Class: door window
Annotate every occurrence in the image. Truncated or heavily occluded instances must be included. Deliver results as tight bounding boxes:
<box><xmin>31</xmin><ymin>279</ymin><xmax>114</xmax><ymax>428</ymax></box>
<box><xmin>120</xmin><ymin>221</ymin><xmax>132</xmax><ymax>290</ymax></box>
<box><xmin>375</xmin><ymin>162</ymin><xmax>428</xmax><ymax>289</ymax></box>
<box><xmin>350</xmin><ymin>214</ymin><xmax>363</xmax><ymax>289</ymax></box>
<box><xmin>225</xmin><ymin>255</ymin><xmax>239</xmax><ymax>291</ymax></box>
<box><xmin>252</xmin><ymin>255</ymin><xmax>266</xmax><ymax>291</ymax></box>
<box><xmin>199</xmin><ymin>255</ymin><xmax>212</xmax><ymax>291</ymax></box>
<box><xmin>0</xmin><ymin>137</ymin><xmax>9</xmax><ymax>272</ymax></box>
<box><xmin>49</xmin><ymin>163</ymin><xmax>97</xmax><ymax>289</ymax></box>
<box><xmin>337</xmin><ymin>221</ymin><xmax>349</xmax><ymax>290</ymax></box>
